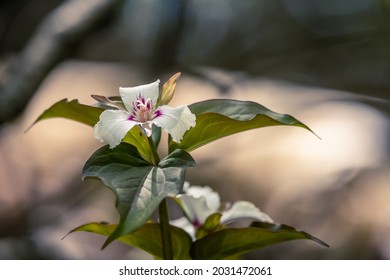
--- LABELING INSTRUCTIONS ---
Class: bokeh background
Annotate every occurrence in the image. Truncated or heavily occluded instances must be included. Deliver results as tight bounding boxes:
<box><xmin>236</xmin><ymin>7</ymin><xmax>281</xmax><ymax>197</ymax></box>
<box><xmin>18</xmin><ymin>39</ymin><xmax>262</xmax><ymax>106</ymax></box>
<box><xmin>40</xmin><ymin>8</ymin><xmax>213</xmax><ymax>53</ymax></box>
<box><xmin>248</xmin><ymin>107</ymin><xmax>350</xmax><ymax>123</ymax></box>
<box><xmin>1</xmin><ymin>0</ymin><xmax>390</xmax><ymax>259</ymax></box>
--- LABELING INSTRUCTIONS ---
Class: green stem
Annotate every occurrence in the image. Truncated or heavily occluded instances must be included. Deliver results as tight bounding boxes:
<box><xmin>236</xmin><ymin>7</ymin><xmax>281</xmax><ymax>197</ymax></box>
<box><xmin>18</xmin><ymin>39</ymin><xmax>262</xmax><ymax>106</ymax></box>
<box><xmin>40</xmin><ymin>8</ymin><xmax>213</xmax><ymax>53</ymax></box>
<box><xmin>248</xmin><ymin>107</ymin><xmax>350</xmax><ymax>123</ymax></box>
<box><xmin>147</xmin><ymin>136</ymin><xmax>160</xmax><ymax>165</ymax></box>
<box><xmin>159</xmin><ymin>198</ymin><xmax>173</xmax><ymax>260</ymax></box>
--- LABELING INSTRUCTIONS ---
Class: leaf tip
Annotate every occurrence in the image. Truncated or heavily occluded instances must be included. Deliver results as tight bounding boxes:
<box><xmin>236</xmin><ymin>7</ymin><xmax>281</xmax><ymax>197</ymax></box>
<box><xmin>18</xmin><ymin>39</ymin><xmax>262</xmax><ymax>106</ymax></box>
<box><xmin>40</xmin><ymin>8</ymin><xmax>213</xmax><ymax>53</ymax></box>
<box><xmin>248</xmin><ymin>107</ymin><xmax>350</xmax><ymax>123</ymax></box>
<box><xmin>24</xmin><ymin>123</ymin><xmax>35</xmax><ymax>134</ymax></box>
<box><xmin>61</xmin><ymin>227</ymin><xmax>79</xmax><ymax>241</ymax></box>
<box><xmin>61</xmin><ymin>232</ymin><xmax>71</xmax><ymax>241</ymax></box>
<box><xmin>308</xmin><ymin>234</ymin><xmax>330</xmax><ymax>248</ymax></box>
<box><xmin>309</xmin><ymin>128</ymin><xmax>321</xmax><ymax>140</ymax></box>
<box><xmin>101</xmin><ymin>236</ymin><xmax>114</xmax><ymax>250</ymax></box>
<box><xmin>298</xmin><ymin>122</ymin><xmax>321</xmax><ymax>140</ymax></box>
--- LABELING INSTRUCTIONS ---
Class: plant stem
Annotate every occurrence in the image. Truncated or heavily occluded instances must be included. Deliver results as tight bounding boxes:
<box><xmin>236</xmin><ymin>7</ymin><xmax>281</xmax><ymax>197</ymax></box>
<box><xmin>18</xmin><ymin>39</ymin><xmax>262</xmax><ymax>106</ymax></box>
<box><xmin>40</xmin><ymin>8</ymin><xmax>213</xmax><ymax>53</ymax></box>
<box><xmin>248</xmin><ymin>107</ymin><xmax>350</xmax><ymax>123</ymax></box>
<box><xmin>159</xmin><ymin>198</ymin><xmax>173</xmax><ymax>260</ymax></box>
<box><xmin>147</xmin><ymin>136</ymin><xmax>160</xmax><ymax>165</ymax></box>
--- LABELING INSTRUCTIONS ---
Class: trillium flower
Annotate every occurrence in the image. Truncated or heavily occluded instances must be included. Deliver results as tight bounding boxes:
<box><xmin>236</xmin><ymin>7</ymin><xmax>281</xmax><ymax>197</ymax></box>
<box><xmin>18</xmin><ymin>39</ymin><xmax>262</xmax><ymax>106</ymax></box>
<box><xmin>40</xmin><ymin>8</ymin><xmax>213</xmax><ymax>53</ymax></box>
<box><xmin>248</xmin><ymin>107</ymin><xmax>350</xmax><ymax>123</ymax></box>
<box><xmin>93</xmin><ymin>78</ymin><xmax>196</xmax><ymax>148</ymax></box>
<box><xmin>172</xmin><ymin>182</ymin><xmax>273</xmax><ymax>239</ymax></box>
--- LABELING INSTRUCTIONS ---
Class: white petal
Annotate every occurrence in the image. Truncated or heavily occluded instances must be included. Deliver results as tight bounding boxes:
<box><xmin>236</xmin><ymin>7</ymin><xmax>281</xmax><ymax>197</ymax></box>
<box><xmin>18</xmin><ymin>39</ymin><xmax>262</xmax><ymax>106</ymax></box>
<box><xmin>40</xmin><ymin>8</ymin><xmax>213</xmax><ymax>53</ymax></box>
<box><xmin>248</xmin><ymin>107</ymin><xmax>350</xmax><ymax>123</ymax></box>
<box><xmin>170</xmin><ymin>217</ymin><xmax>196</xmax><ymax>240</ymax></box>
<box><xmin>220</xmin><ymin>201</ymin><xmax>274</xmax><ymax>224</ymax></box>
<box><xmin>178</xmin><ymin>195</ymin><xmax>215</xmax><ymax>225</ymax></box>
<box><xmin>119</xmin><ymin>80</ymin><xmax>160</xmax><ymax>111</ymax></box>
<box><xmin>183</xmin><ymin>185</ymin><xmax>220</xmax><ymax>211</ymax></box>
<box><xmin>153</xmin><ymin>105</ymin><xmax>196</xmax><ymax>142</ymax></box>
<box><xmin>182</xmin><ymin>181</ymin><xmax>191</xmax><ymax>192</ymax></box>
<box><xmin>94</xmin><ymin>109</ymin><xmax>136</xmax><ymax>148</ymax></box>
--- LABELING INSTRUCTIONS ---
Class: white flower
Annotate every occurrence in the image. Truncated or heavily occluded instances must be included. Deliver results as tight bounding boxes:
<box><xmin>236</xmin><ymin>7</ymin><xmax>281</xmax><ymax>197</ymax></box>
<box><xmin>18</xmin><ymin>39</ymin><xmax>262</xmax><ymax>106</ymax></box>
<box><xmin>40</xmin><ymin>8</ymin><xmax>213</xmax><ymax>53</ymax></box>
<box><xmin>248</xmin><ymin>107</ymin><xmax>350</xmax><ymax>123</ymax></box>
<box><xmin>93</xmin><ymin>80</ymin><xmax>196</xmax><ymax>148</ymax></box>
<box><xmin>172</xmin><ymin>182</ymin><xmax>273</xmax><ymax>239</ymax></box>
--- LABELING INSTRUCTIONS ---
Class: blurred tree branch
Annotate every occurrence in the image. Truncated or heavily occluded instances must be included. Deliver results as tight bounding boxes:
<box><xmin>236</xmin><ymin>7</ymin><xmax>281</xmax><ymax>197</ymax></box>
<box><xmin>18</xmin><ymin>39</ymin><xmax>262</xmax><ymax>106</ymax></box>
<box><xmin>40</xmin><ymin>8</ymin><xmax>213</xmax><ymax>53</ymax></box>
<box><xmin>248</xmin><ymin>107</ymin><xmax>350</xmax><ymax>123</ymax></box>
<box><xmin>0</xmin><ymin>0</ymin><xmax>122</xmax><ymax>126</ymax></box>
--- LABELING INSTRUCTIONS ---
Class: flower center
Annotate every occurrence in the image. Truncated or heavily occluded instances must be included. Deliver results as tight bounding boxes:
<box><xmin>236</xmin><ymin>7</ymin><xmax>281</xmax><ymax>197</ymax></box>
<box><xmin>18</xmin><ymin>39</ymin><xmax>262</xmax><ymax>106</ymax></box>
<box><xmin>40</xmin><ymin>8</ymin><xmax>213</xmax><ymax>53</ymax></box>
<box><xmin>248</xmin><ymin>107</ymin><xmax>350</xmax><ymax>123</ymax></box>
<box><xmin>130</xmin><ymin>97</ymin><xmax>156</xmax><ymax>123</ymax></box>
<box><xmin>192</xmin><ymin>218</ymin><xmax>202</xmax><ymax>230</ymax></box>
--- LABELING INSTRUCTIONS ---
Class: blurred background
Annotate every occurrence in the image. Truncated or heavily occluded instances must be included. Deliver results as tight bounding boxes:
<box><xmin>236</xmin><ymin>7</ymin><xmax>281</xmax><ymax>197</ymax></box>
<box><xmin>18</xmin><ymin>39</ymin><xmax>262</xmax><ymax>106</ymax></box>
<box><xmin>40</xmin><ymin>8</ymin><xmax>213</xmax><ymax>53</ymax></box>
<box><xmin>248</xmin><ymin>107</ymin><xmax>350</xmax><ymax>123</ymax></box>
<box><xmin>0</xmin><ymin>0</ymin><xmax>389</xmax><ymax>259</ymax></box>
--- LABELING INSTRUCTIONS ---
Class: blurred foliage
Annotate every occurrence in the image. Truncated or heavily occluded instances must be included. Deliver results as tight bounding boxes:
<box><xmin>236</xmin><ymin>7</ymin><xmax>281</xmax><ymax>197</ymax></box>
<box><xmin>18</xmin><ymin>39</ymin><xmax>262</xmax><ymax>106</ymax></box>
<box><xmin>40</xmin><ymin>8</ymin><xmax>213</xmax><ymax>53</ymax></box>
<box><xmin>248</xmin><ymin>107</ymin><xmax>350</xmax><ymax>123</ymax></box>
<box><xmin>2</xmin><ymin>0</ymin><xmax>390</xmax><ymax>100</ymax></box>
<box><xmin>1</xmin><ymin>0</ymin><xmax>390</xmax><ymax>121</ymax></box>
<box><xmin>112</xmin><ymin>0</ymin><xmax>390</xmax><ymax>101</ymax></box>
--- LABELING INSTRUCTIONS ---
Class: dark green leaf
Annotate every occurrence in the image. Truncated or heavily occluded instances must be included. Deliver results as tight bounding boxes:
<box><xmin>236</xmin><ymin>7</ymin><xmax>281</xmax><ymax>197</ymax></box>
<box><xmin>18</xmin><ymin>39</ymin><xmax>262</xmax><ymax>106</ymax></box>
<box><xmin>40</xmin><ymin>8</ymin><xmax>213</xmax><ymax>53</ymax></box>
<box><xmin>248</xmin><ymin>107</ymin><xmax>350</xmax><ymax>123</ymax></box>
<box><xmin>67</xmin><ymin>222</ymin><xmax>192</xmax><ymax>259</ymax></box>
<box><xmin>158</xmin><ymin>148</ymin><xmax>197</xmax><ymax>168</ymax></box>
<box><xmin>169</xmin><ymin>99</ymin><xmax>317</xmax><ymax>152</ymax></box>
<box><xmin>191</xmin><ymin>222</ymin><xmax>329</xmax><ymax>260</ymax></box>
<box><xmin>82</xmin><ymin>143</ymin><xmax>195</xmax><ymax>248</ymax></box>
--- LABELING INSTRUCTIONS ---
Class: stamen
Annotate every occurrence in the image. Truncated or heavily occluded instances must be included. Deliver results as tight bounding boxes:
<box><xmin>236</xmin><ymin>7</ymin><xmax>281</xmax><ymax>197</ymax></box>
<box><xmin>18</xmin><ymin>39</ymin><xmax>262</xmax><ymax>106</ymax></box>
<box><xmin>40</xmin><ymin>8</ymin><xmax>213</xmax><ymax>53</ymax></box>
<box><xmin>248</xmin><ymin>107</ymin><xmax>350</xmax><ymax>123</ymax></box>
<box><xmin>130</xmin><ymin>97</ymin><xmax>155</xmax><ymax>122</ymax></box>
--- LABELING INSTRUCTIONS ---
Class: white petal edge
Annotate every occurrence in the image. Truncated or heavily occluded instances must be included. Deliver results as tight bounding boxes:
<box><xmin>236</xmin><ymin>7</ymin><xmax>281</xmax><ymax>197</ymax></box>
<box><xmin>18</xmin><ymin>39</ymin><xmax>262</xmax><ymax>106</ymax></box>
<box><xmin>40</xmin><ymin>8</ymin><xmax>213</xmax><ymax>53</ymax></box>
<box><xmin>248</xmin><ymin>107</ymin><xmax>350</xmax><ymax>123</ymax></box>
<box><xmin>220</xmin><ymin>201</ymin><xmax>274</xmax><ymax>224</ymax></box>
<box><xmin>170</xmin><ymin>217</ymin><xmax>196</xmax><ymax>240</ymax></box>
<box><xmin>183</xmin><ymin>184</ymin><xmax>221</xmax><ymax>211</ymax></box>
<box><xmin>119</xmin><ymin>80</ymin><xmax>160</xmax><ymax>111</ymax></box>
<box><xmin>178</xmin><ymin>195</ymin><xmax>216</xmax><ymax>225</ymax></box>
<box><xmin>153</xmin><ymin>105</ymin><xmax>196</xmax><ymax>142</ymax></box>
<box><xmin>93</xmin><ymin>109</ymin><xmax>136</xmax><ymax>149</ymax></box>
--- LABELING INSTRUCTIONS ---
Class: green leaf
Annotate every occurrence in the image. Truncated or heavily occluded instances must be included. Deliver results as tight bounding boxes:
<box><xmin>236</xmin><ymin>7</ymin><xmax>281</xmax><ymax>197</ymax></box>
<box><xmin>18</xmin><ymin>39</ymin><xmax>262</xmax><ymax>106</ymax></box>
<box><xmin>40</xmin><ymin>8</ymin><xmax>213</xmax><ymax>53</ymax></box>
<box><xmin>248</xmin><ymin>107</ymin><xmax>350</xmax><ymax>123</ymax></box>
<box><xmin>30</xmin><ymin>98</ymin><xmax>103</xmax><ymax>128</ymax></box>
<box><xmin>151</xmin><ymin>125</ymin><xmax>162</xmax><ymax>147</ymax></box>
<box><xmin>169</xmin><ymin>99</ymin><xmax>317</xmax><ymax>152</ymax></box>
<box><xmin>82</xmin><ymin>143</ymin><xmax>196</xmax><ymax>248</ymax></box>
<box><xmin>122</xmin><ymin>126</ymin><xmax>155</xmax><ymax>163</ymax></box>
<box><xmin>29</xmin><ymin>98</ymin><xmax>155</xmax><ymax>163</ymax></box>
<box><xmin>67</xmin><ymin>222</ymin><xmax>192</xmax><ymax>260</ymax></box>
<box><xmin>191</xmin><ymin>222</ymin><xmax>329</xmax><ymax>260</ymax></box>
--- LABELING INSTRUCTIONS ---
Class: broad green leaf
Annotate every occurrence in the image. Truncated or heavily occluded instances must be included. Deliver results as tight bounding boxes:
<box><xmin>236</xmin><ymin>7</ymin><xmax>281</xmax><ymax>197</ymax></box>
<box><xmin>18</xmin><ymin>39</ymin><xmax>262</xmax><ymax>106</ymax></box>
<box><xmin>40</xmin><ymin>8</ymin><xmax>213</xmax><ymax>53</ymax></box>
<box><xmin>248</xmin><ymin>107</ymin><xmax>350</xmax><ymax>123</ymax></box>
<box><xmin>67</xmin><ymin>222</ymin><xmax>192</xmax><ymax>260</ymax></box>
<box><xmin>82</xmin><ymin>143</ymin><xmax>196</xmax><ymax>248</ymax></box>
<box><xmin>122</xmin><ymin>126</ymin><xmax>154</xmax><ymax>163</ymax></box>
<box><xmin>30</xmin><ymin>98</ymin><xmax>103</xmax><ymax>127</ymax></box>
<box><xmin>169</xmin><ymin>99</ymin><xmax>317</xmax><ymax>152</ymax></box>
<box><xmin>191</xmin><ymin>222</ymin><xmax>329</xmax><ymax>260</ymax></box>
<box><xmin>29</xmin><ymin>98</ymin><xmax>154</xmax><ymax>163</ymax></box>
